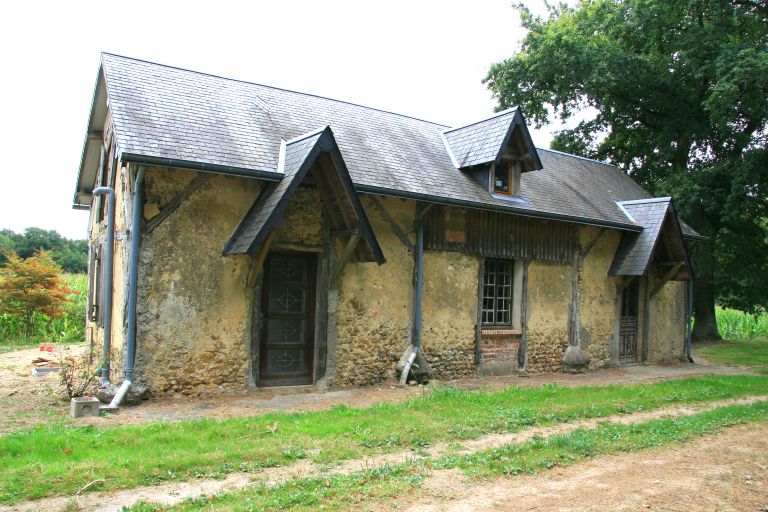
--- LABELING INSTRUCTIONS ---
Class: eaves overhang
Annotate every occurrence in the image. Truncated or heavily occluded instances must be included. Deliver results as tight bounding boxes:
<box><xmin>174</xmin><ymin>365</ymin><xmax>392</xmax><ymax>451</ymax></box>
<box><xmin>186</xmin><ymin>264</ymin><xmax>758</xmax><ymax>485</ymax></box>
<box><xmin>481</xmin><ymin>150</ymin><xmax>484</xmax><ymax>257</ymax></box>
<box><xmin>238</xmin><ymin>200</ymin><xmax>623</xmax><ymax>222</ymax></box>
<box><xmin>72</xmin><ymin>64</ymin><xmax>109</xmax><ymax>209</ymax></box>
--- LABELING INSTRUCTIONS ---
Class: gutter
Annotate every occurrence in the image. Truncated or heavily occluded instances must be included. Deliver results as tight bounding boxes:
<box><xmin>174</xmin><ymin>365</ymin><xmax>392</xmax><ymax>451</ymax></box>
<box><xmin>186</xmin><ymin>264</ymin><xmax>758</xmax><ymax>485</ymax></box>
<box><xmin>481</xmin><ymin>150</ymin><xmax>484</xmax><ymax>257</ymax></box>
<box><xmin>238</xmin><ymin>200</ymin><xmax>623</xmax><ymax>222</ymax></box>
<box><xmin>355</xmin><ymin>184</ymin><xmax>644</xmax><ymax>234</ymax></box>
<box><xmin>399</xmin><ymin>203</ymin><xmax>433</xmax><ymax>387</ymax></box>
<box><xmin>91</xmin><ymin>187</ymin><xmax>115</xmax><ymax>384</ymax></box>
<box><xmin>120</xmin><ymin>153</ymin><xmax>284</xmax><ymax>181</ymax></box>
<box><xmin>89</xmin><ymin>154</ymin><xmax>646</xmax><ymax>235</ymax></box>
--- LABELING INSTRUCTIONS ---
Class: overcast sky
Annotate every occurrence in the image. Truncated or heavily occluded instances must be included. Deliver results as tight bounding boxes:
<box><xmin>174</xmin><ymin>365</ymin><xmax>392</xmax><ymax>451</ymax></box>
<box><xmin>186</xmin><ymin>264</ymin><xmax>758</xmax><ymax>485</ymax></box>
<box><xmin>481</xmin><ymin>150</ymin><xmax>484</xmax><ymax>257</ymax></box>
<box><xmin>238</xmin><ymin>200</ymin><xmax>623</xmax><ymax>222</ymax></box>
<box><xmin>0</xmin><ymin>0</ymin><xmax>561</xmax><ymax>240</ymax></box>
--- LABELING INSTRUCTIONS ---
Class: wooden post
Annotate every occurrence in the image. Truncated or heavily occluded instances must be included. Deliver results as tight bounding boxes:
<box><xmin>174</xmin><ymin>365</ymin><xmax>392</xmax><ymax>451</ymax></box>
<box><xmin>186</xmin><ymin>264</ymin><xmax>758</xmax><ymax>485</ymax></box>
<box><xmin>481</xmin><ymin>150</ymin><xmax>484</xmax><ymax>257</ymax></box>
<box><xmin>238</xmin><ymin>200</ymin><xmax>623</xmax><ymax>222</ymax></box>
<box><xmin>642</xmin><ymin>275</ymin><xmax>651</xmax><ymax>363</ymax></box>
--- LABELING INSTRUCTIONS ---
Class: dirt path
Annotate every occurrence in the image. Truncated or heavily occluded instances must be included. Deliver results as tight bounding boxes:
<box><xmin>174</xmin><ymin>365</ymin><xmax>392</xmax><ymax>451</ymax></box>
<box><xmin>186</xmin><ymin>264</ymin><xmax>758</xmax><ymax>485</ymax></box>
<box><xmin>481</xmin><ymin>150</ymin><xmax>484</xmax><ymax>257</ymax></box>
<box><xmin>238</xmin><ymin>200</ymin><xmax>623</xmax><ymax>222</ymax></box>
<box><xmin>4</xmin><ymin>396</ymin><xmax>765</xmax><ymax>512</ymax></box>
<box><xmin>0</xmin><ymin>343</ymin><xmax>752</xmax><ymax>433</ymax></box>
<box><xmin>402</xmin><ymin>423</ymin><xmax>768</xmax><ymax>512</ymax></box>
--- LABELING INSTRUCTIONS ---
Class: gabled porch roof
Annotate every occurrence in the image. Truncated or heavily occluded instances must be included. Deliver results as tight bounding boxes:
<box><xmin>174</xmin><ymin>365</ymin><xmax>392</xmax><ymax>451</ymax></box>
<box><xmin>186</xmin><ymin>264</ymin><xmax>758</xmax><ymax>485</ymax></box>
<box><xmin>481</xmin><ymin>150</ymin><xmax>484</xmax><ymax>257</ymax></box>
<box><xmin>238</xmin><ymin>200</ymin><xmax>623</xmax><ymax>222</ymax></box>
<box><xmin>223</xmin><ymin>126</ymin><xmax>384</xmax><ymax>264</ymax></box>
<box><xmin>609</xmin><ymin>198</ymin><xmax>693</xmax><ymax>280</ymax></box>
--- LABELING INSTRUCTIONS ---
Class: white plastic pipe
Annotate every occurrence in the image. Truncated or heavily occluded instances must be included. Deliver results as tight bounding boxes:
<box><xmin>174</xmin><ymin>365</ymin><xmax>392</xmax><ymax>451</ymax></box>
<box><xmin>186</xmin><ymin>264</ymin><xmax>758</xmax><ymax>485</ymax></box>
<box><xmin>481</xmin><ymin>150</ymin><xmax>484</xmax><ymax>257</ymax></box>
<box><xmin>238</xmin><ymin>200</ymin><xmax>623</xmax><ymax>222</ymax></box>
<box><xmin>398</xmin><ymin>348</ymin><xmax>418</xmax><ymax>387</ymax></box>
<box><xmin>107</xmin><ymin>380</ymin><xmax>132</xmax><ymax>410</ymax></box>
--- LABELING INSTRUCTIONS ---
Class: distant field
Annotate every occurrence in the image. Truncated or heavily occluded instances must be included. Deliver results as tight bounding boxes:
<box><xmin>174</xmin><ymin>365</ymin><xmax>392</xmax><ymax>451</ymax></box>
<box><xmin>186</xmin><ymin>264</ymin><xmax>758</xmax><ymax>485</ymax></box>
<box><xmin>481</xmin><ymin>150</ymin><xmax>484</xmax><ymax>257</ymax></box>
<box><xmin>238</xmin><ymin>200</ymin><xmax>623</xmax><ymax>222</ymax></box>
<box><xmin>716</xmin><ymin>306</ymin><xmax>768</xmax><ymax>340</ymax></box>
<box><xmin>0</xmin><ymin>273</ymin><xmax>86</xmax><ymax>350</ymax></box>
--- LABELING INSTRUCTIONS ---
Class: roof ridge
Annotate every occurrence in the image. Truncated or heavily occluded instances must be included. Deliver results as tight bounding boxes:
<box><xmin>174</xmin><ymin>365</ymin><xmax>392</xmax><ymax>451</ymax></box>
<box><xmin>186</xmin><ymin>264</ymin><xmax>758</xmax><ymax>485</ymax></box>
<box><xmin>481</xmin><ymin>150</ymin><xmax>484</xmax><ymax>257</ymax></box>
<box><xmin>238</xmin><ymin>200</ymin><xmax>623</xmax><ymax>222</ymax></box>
<box><xmin>443</xmin><ymin>108</ymin><xmax>519</xmax><ymax>133</ymax></box>
<box><xmin>537</xmin><ymin>147</ymin><xmax>618</xmax><ymax>168</ymax></box>
<box><xmin>100</xmin><ymin>52</ymin><xmax>450</xmax><ymax>129</ymax></box>
<box><xmin>285</xmin><ymin>126</ymin><xmax>329</xmax><ymax>145</ymax></box>
<box><xmin>619</xmin><ymin>197</ymin><xmax>672</xmax><ymax>206</ymax></box>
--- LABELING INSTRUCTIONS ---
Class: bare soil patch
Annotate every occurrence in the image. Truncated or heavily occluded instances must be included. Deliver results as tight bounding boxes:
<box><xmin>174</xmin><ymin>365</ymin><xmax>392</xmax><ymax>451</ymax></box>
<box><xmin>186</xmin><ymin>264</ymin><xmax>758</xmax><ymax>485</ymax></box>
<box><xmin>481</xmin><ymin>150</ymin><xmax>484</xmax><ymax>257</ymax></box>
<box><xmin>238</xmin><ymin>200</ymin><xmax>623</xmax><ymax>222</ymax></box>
<box><xmin>402</xmin><ymin>423</ymin><xmax>768</xmax><ymax>512</ymax></box>
<box><xmin>0</xmin><ymin>344</ymin><xmax>87</xmax><ymax>433</ymax></box>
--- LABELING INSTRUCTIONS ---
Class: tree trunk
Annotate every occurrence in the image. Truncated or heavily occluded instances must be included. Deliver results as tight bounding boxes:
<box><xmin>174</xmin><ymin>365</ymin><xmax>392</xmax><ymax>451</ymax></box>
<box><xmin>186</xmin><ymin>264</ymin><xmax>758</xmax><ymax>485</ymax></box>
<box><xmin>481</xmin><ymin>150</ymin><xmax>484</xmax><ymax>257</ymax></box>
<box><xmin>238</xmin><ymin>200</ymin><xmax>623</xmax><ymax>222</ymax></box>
<box><xmin>691</xmin><ymin>241</ymin><xmax>722</xmax><ymax>341</ymax></box>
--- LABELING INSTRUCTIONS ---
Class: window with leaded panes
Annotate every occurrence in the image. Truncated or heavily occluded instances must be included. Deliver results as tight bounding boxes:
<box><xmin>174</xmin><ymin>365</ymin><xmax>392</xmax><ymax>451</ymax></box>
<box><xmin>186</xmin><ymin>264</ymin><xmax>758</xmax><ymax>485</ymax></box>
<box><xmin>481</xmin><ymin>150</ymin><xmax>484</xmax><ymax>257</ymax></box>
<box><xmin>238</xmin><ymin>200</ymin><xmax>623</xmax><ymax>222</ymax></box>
<box><xmin>482</xmin><ymin>258</ymin><xmax>514</xmax><ymax>326</ymax></box>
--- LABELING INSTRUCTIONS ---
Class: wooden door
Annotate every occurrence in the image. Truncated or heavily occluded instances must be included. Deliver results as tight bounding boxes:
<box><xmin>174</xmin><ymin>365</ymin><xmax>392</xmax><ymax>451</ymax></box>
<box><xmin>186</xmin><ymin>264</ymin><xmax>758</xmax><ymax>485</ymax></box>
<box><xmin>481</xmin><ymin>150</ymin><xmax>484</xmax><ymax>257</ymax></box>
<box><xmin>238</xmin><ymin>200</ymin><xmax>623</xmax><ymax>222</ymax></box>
<box><xmin>619</xmin><ymin>279</ymin><xmax>640</xmax><ymax>363</ymax></box>
<box><xmin>259</xmin><ymin>252</ymin><xmax>316</xmax><ymax>386</ymax></box>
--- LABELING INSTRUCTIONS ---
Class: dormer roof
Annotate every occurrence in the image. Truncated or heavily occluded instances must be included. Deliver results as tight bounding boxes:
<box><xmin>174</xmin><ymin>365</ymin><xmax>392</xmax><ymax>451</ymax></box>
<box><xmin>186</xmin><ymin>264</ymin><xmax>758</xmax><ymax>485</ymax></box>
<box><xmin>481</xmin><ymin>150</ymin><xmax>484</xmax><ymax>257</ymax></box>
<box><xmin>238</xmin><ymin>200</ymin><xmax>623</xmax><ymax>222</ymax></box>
<box><xmin>441</xmin><ymin>108</ymin><xmax>543</xmax><ymax>171</ymax></box>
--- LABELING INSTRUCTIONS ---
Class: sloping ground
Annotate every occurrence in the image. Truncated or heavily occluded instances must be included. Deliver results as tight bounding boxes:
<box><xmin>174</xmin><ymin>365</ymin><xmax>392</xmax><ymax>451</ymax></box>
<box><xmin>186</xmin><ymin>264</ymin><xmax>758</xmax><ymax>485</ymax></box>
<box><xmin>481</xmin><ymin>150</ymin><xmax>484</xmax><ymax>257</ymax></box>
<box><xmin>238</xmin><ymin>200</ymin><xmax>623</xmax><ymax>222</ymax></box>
<box><xmin>0</xmin><ymin>343</ymin><xmax>750</xmax><ymax>433</ymax></box>
<box><xmin>403</xmin><ymin>423</ymin><xmax>768</xmax><ymax>511</ymax></box>
<box><xmin>4</xmin><ymin>396</ymin><xmax>764</xmax><ymax>512</ymax></box>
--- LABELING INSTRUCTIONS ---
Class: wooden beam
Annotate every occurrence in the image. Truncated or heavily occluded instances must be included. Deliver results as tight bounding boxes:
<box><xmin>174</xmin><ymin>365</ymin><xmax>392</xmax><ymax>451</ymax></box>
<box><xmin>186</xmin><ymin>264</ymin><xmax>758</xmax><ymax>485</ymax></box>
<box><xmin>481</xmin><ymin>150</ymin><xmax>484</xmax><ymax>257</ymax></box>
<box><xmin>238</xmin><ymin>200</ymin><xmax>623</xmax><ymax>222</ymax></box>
<box><xmin>367</xmin><ymin>196</ymin><xmax>415</xmax><ymax>255</ymax></box>
<box><xmin>145</xmin><ymin>174</ymin><xmax>210</xmax><ymax>234</ymax></box>
<box><xmin>500</xmin><ymin>152</ymin><xmax>534</xmax><ymax>162</ymax></box>
<box><xmin>649</xmin><ymin>263</ymin><xmax>684</xmax><ymax>299</ymax></box>
<box><xmin>330</xmin><ymin>234</ymin><xmax>360</xmax><ymax>288</ymax></box>
<box><xmin>316</xmin><ymin>154</ymin><xmax>356</xmax><ymax>228</ymax></box>
<box><xmin>246</xmin><ymin>231</ymin><xmax>275</xmax><ymax>288</ymax></box>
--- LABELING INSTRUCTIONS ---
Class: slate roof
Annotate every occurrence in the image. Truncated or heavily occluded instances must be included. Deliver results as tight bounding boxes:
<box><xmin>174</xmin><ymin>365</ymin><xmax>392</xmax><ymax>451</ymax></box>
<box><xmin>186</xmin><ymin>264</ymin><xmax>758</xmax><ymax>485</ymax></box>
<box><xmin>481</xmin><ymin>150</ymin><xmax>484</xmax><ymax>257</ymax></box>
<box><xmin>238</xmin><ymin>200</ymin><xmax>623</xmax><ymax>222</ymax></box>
<box><xmin>442</xmin><ymin>109</ymin><xmax>542</xmax><ymax>169</ymax></box>
<box><xmin>76</xmin><ymin>53</ymin><xmax>702</xmax><ymax>238</ymax></box>
<box><xmin>608</xmin><ymin>198</ymin><xmax>692</xmax><ymax>277</ymax></box>
<box><xmin>223</xmin><ymin>131</ymin><xmax>322</xmax><ymax>255</ymax></box>
<box><xmin>223</xmin><ymin>127</ymin><xmax>384</xmax><ymax>263</ymax></box>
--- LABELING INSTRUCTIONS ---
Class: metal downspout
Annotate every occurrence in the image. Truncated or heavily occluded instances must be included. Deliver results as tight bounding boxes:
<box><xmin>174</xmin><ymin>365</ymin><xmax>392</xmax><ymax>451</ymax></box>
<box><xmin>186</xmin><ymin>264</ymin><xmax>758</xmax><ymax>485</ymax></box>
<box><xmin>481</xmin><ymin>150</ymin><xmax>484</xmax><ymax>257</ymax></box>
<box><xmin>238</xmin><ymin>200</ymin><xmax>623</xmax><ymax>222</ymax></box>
<box><xmin>107</xmin><ymin>165</ymin><xmax>145</xmax><ymax>409</ymax></box>
<box><xmin>92</xmin><ymin>187</ymin><xmax>115</xmax><ymax>384</ymax></box>
<box><xmin>399</xmin><ymin>204</ymin><xmax>433</xmax><ymax>386</ymax></box>
<box><xmin>686</xmin><ymin>280</ymin><xmax>695</xmax><ymax>363</ymax></box>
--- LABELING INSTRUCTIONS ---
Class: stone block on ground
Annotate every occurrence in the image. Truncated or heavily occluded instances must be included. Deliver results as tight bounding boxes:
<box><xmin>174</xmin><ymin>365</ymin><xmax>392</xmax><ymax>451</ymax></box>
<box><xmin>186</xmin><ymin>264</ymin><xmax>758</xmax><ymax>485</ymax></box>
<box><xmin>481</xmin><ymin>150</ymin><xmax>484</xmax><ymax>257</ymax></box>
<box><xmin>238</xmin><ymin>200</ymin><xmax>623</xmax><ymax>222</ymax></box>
<box><xmin>562</xmin><ymin>345</ymin><xmax>590</xmax><ymax>373</ymax></box>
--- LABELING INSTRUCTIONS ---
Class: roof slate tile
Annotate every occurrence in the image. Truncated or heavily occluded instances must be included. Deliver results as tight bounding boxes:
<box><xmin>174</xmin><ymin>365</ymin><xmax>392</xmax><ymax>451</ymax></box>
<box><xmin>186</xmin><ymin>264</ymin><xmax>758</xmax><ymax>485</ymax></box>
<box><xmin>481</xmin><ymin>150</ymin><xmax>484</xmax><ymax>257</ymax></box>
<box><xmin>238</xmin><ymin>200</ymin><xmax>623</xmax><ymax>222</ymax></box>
<box><xmin>96</xmin><ymin>54</ymin><xmax>700</xmax><ymax>236</ymax></box>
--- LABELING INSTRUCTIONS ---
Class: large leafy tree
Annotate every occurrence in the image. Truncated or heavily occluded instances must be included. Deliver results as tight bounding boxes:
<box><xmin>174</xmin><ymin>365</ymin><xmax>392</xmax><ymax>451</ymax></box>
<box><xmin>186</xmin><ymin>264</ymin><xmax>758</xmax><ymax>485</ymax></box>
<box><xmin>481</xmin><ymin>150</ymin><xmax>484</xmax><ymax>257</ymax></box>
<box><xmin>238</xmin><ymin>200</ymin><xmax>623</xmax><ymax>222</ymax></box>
<box><xmin>485</xmin><ymin>0</ymin><xmax>768</xmax><ymax>340</ymax></box>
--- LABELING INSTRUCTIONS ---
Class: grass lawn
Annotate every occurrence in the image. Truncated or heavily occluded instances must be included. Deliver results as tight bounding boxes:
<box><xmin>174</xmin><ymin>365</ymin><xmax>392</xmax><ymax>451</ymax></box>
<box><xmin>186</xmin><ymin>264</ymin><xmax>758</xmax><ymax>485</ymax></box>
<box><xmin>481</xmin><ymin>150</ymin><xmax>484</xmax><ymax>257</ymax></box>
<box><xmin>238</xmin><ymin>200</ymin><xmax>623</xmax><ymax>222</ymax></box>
<box><xmin>696</xmin><ymin>337</ymin><xmax>768</xmax><ymax>374</ymax></box>
<box><xmin>1</xmin><ymin>375</ymin><xmax>767</xmax><ymax>504</ymax></box>
<box><xmin>128</xmin><ymin>401</ymin><xmax>768</xmax><ymax>511</ymax></box>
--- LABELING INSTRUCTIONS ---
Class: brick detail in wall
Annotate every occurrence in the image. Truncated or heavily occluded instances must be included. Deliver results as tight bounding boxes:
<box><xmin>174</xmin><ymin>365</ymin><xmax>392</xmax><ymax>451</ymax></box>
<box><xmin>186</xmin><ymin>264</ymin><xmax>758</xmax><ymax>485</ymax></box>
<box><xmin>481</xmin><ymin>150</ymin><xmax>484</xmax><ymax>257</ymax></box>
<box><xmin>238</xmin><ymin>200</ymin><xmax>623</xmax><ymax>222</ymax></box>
<box><xmin>479</xmin><ymin>332</ymin><xmax>521</xmax><ymax>363</ymax></box>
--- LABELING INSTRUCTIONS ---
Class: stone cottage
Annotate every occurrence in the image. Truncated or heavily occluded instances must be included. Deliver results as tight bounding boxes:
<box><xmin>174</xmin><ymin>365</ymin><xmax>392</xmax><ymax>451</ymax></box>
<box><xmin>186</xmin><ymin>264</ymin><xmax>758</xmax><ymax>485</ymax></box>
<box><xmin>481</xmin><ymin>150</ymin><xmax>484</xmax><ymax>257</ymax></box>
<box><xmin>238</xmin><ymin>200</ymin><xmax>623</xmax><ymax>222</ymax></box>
<box><xmin>73</xmin><ymin>53</ymin><xmax>701</xmax><ymax>397</ymax></box>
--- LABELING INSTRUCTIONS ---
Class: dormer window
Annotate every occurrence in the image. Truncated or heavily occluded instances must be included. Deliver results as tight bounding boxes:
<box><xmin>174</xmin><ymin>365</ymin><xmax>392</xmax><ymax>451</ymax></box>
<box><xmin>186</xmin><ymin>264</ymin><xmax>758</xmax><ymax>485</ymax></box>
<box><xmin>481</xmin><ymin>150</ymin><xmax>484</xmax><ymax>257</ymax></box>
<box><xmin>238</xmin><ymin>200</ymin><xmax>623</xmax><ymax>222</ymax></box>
<box><xmin>441</xmin><ymin>107</ymin><xmax>542</xmax><ymax>198</ymax></box>
<box><xmin>494</xmin><ymin>162</ymin><xmax>510</xmax><ymax>194</ymax></box>
<box><xmin>492</xmin><ymin>161</ymin><xmax>521</xmax><ymax>196</ymax></box>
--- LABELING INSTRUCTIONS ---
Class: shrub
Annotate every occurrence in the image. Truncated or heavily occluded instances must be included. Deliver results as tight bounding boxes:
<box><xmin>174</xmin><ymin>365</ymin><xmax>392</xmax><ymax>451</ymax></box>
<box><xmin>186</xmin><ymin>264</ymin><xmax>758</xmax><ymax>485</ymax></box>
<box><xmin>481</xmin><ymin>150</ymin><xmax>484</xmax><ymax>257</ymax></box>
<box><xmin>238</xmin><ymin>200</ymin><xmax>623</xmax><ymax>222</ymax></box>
<box><xmin>0</xmin><ymin>251</ymin><xmax>74</xmax><ymax>336</ymax></box>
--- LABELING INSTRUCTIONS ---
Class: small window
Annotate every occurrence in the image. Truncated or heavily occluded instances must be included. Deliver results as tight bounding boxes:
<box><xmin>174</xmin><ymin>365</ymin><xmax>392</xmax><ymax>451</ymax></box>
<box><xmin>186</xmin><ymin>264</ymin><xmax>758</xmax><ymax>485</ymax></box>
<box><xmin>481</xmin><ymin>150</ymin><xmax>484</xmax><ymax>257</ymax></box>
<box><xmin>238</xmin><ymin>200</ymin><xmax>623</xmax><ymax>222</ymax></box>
<box><xmin>482</xmin><ymin>258</ymin><xmax>514</xmax><ymax>326</ymax></box>
<box><xmin>493</xmin><ymin>162</ymin><xmax>510</xmax><ymax>195</ymax></box>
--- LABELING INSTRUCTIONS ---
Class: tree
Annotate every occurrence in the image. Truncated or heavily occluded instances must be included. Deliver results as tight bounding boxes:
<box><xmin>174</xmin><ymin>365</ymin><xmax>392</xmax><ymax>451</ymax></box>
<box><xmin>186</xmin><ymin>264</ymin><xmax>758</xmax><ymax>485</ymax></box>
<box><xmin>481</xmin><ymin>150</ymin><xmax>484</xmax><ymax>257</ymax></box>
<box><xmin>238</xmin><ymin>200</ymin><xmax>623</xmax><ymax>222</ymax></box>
<box><xmin>0</xmin><ymin>228</ymin><xmax>88</xmax><ymax>273</ymax></box>
<box><xmin>485</xmin><ymin>0</ymin><xmax>768</xmax><ymax>339</ymax></box>
<box><xmin>0</xmin><ymin>251</ymin><xmax>73</xmax><ymax>334</ymax></box>
<box><xmin>0</xmin><ymin>232</ymin><xmax>14</xmax><ymax>266</ymax></box>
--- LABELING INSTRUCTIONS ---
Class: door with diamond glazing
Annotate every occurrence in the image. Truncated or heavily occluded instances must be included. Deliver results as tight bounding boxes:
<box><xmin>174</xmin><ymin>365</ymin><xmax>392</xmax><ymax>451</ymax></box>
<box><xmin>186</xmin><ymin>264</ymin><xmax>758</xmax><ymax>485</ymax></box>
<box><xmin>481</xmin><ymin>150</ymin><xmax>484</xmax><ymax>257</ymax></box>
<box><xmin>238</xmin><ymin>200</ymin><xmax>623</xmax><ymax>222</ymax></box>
<box><xmin>259</xmin><ymin>252</ymin><xmax>316</xmax><ymax>386</ymax></box>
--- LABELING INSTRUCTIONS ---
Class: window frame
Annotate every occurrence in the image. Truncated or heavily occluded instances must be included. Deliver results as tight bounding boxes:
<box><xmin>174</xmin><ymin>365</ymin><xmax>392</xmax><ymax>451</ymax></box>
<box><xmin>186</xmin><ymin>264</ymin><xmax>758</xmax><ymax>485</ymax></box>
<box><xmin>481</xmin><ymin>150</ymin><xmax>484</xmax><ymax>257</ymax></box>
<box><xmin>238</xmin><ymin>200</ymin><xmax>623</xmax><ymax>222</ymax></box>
<box><xmin>491</xmin><ymin>161</ymin><xmax>521</xmax><ymax>196</ymax></box>
<box><xmin>481</xmin><ymin>258</ymin><xmax>514</xmax><ymax>327</ymax></box>
<box><xmin>492</xmin><ymin>162</ymin><xmax>512</xmax><ymax>195</ymax></box>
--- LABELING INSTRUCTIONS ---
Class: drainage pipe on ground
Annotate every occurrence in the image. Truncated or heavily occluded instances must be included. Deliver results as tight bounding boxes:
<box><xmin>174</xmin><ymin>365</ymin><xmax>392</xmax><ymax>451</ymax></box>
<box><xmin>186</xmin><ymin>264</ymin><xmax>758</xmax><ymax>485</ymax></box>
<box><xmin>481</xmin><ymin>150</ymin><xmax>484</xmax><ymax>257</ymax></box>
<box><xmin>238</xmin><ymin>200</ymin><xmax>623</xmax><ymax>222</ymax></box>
<box><xmin>106</xmin><ymin>165</ymin><xmax>145</xmax><ymax>409</ymax></box>
<box><xmin>92</xmin><ymin>187</ymin><xmax>115</xmax><ymax>385</ymax></box>
<box><xmin>399</xmin><ymin>203</ymin><xmax>433</xmax><ymax>387</ymax></box>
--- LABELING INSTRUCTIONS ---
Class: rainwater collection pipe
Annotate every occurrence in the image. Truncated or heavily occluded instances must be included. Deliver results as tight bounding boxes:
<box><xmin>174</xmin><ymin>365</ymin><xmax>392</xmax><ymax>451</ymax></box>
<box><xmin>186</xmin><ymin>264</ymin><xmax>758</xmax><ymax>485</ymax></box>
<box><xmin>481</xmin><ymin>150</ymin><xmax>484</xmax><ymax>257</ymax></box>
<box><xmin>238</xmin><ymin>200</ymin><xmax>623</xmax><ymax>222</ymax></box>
<box><xmin>106</xmin><ymin>165</ymin><xmax>145</xmax><ymax>409</ymax></box>
<box><xmin>399</xmin><ymin>204</ymin><xmax>433</xmax><ymax>387</ymax></box>
<box><xmin>685</xmin><ymin>280</ymin><xmax>694</xmax><ymax>363</ymax></box>
<box><xmin>91</xmin><ymin>187</ymin><xmax>115</xmax><ymax>385</ymax></box>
